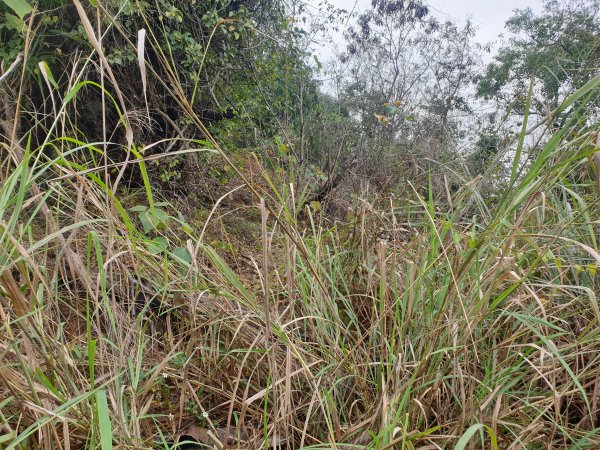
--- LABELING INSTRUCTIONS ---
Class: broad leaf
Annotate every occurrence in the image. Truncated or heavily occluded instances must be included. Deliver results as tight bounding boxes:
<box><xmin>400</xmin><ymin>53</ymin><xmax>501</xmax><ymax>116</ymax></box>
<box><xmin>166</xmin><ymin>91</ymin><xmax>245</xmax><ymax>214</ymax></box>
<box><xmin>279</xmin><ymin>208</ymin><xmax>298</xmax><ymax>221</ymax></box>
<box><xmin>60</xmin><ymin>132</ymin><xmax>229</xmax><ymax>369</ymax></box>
<box><xmin>2</xmin><ymin>0</ymin><xmax>32</xmax><ymax>19</ymax></box>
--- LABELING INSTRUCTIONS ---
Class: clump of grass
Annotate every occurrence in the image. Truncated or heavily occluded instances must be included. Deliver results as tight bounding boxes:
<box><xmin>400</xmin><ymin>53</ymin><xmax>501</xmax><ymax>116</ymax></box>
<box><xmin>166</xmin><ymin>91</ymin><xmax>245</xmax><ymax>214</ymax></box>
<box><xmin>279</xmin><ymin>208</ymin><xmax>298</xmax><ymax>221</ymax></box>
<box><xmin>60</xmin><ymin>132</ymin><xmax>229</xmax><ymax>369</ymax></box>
<box><xmin>1</xmin><ymin>6</ymin><xmax>600</xmax><ymax>450</ymax></box>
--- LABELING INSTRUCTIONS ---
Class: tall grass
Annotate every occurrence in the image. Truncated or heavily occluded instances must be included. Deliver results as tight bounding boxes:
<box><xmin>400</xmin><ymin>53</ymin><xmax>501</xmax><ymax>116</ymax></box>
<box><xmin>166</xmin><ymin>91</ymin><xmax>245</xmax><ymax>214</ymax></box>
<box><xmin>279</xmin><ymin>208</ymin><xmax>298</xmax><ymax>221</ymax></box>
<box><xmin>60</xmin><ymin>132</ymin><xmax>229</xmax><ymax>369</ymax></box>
<box><xmin>1</xmin><ymin>6</ymin><xmax>600</xmax><ymax>450</ymax></box>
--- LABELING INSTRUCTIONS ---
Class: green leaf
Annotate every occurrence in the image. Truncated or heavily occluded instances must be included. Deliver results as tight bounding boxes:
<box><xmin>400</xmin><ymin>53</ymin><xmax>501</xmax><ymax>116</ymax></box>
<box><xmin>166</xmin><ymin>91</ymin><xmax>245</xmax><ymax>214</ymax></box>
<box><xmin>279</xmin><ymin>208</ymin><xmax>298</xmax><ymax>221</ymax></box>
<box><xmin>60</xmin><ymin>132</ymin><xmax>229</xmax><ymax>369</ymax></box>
<box><xmin>2</xmin><ymin>0</ymin><xmax>32</xmax><ymax>19</ymax></box>
<box><xmin>454</xmin><ymin>424</ymin><xmax>498</xmax><ymax>450</ymax></box>
<box><xmin>129</xmin><ymin>204</ymin><xmax>147</xmax><ymax>212</ymax></box>
<box><xmin>34</xmin><ymin>369</ymin><xmax>64</xmax><ymax>402</ymax></box>
<box><xmin>148</xmin><ymin>236</ymin><xmax>169</xmax><ymax>254</ymax></box>
<box><xmin>38</xmin><ymin>61</ymin><xmax>58</xmax><ymax>89</ymax></box>
<box><xmin>172</xmin><ymin>246</ymin><xmax>191</xmax><ymax>264</ymax></box>
<box><xmin>138</xmin><ymin>208</ymin><xmax>169</xmax><ymax>233</ymax></box>
<box><xmin>4</xmin><ymin>13</ymin><xmax>24</xmax><ymax>31</ymax></box>
<box><xmin>0</xmin><ymin>432</ymin><xmax>16</xmax><ymax>444</ymax></box>
<box><xmin>201</xmin><ymin>244</ymin><xmax>255</xmax><ymax>308</ymax></box>
<box><xmin>152</xmin><ymin>207</ymin><xmax>169</xmax><ymax>226</ymax></box>
<box><xmin>63</xmin><ymin>81</ymin><xmax>126</xmax><ymax>128</ymax></box>
<box><xmin>95</xmin><ymin>390</ymin><xmax>113</xmax><ymax>450</ymax></box>
<box><xmin>138</xmin><ymin>210</ymin><xmax>154</xmax><ymax>233</ymax></box>
<box><xmin>192</xmin><ymin>139</ymin><xmax>214</xmax><ymax>148</ymax></box>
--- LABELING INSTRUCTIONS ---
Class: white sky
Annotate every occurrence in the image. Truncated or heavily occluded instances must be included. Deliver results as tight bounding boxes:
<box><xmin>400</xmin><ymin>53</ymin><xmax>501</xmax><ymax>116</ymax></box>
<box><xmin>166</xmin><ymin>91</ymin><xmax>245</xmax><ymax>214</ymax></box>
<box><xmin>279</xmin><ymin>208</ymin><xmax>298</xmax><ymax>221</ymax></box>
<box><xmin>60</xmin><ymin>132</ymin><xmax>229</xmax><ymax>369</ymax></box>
<box><xmin>426</xmin><ymin>0</ymin><xmax>542</xmax><ymax>43</ymax></box>
<box><xmin>308</xmin><ymin>0</ymin><xmax>544</xmax><ymax>63</ymax></box>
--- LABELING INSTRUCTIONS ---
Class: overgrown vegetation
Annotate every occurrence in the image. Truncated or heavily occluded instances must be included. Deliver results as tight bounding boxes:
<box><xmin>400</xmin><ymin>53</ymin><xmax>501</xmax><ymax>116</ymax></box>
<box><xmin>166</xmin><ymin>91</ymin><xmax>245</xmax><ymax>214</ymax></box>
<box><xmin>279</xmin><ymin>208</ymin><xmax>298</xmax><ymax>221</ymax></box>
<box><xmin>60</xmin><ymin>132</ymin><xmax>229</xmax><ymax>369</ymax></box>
<box><xmin>1</xmin><ymin>0</ymin><xmax>599</xmax><ymax>448</ymax></box>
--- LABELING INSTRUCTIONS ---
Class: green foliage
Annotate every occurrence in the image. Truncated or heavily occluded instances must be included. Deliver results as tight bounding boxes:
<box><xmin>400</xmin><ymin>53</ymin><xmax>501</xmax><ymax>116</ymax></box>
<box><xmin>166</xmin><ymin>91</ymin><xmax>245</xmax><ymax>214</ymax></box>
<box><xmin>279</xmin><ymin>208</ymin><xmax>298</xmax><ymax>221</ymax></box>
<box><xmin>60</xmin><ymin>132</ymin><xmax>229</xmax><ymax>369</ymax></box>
<box><xmin>2</xmin><ymin>1</ymin><xmax>600</xmax><ymax>448</ymax></box>
<box><xmin>475</xmin><ymin>0</ymin><xmax>600</xmax><ymax>115</ymax></box>
<box><xmin>2</xmin><ymin>0</ymin><xmax>32</xmax><ymax>20</ymax></box>
<box><xmin>0</xmin><ymin>0</ymin><xmax>77</xmax><ymax>63</ymax></box>
<box><xmin>151</xmin><ymin>157</ymin><xmax>182</xmax><ymax>183</ymax></box>
<box><xmin>1</xmin><ymin>0</ymin><xmax>315</xmax><ymax>173</ymax></box>
<box><xmin>129</xmin><ymin>203</ymin><xmax>170</xmax><ymax>233</ymax></box>
<box><xmin>468</xmin><ymin>128</ymin><xmax>506</xmax><ymax>176</ymax></box>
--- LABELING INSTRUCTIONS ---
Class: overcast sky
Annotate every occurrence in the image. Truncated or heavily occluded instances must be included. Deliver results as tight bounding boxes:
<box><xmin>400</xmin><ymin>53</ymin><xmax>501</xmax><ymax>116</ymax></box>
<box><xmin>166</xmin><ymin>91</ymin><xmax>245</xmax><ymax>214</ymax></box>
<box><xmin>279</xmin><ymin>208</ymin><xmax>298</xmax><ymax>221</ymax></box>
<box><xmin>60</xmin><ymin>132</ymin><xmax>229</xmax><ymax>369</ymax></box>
<box><xmin>308</xmin><ymin>0</ymin><xmax>544</xmax><ymax>63</ymax></box>
<box><xmin>426</xmin><ymin>0</ymin><xmax>542</xmax><ymax>43</ymax></box>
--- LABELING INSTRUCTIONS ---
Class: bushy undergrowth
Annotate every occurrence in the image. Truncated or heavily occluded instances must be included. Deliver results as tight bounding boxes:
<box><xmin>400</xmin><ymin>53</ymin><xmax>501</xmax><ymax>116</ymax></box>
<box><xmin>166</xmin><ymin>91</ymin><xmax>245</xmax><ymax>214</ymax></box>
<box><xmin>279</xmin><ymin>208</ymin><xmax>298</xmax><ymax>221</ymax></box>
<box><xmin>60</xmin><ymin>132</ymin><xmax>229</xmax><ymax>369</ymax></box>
<box><xmin>2</xmin><ymin>84</ymin><xmax>600</xmax><ymax>448</ymax></box>
<box><xmin>1</xmin><ymin>2</ymin><xmax>600</xmax><ymax>450</ymax></box>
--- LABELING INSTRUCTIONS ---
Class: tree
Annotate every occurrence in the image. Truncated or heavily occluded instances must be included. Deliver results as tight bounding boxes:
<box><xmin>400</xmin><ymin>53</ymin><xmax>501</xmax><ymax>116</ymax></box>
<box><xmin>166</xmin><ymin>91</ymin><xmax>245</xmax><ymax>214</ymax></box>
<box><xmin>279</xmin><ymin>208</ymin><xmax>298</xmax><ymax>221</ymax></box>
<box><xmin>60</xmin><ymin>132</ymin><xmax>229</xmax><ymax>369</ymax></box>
<box><xmin>475</xmin><ymin>0</ymin><xmax>600</xmax><ymax>121</ymax></box>
<box><xmin>0</xmin><ymin>0</ymin><xmax>317</xmax><ymax>190</ymax></box>
<box><xmin>326</xmin><ymin>0</ymin><xmax>481</xmax><ymax>193</ymax></box>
